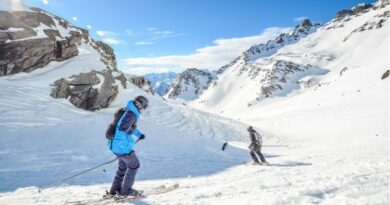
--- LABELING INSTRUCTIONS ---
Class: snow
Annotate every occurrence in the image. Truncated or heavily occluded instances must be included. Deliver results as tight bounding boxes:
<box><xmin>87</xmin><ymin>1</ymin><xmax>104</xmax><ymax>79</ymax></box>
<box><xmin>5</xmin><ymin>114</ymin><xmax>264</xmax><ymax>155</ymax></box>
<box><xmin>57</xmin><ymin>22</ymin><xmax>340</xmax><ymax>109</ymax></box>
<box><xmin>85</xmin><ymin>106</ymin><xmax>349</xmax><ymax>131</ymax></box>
<box><xmin>0</xmin><ymin>2</ymin><xmax>389</xmax><ymax>205</ymax></box>
<box><xmin>0</xmin><ymin>27</ymin><xmax>25</xmax><ymax>32</ymax></box>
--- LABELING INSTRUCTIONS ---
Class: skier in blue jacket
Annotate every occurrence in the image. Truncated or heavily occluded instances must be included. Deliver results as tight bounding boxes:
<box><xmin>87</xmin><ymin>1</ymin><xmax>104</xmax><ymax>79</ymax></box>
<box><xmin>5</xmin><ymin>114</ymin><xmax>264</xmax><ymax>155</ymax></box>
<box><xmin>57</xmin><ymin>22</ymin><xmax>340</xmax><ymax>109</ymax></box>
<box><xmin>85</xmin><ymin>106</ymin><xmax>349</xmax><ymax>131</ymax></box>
<box><xmin>108</xmin><ymin>96</ymin><xmax>148</xmax><ymax>198</ymax></box>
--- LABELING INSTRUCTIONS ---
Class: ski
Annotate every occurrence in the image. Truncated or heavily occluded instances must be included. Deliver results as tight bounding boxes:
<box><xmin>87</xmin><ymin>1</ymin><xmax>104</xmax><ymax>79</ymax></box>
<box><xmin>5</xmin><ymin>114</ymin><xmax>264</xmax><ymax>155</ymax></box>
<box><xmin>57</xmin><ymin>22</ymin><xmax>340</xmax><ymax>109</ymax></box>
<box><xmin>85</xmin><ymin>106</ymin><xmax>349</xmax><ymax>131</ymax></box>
<box><xmin>66</xmin><ymin>184</ymin><xmax>179</xmax><ymax>204</ymax></box>
<box><xmin>114</xmin><ymin>184</ymin><xmax>180</xmax><ymax>203</ymax></box>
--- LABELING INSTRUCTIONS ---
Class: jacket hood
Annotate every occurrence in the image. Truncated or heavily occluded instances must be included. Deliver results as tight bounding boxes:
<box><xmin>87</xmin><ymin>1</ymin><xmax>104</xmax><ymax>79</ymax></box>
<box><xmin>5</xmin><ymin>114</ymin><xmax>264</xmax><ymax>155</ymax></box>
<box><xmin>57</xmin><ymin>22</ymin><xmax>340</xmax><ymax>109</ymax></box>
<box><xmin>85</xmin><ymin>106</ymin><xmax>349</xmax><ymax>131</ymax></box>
<box><xmin>127</xmin><ymin>100</ymin><xmax>140</xmax><ymax>118</ymax></box>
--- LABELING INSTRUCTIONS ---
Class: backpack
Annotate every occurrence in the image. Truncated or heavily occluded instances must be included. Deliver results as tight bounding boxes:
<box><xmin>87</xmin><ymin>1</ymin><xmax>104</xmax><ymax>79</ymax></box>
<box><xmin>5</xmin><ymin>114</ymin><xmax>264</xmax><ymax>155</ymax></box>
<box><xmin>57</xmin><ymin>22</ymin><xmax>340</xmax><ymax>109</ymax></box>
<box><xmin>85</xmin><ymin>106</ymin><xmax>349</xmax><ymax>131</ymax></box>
<box><xmin>105</xmin><ymin>108</ymin><xmax>126</xmax><ymax>140</ymax></box>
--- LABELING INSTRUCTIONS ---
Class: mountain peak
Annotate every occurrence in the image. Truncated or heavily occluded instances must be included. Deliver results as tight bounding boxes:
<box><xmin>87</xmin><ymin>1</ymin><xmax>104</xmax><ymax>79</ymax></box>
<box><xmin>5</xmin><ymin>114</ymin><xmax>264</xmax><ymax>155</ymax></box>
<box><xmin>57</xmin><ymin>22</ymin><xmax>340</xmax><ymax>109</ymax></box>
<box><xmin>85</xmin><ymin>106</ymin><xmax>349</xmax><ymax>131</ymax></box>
<box><xmin>300</xmin><ymin>19</ymin><xmax>313</xmax><ymax>27</ymax></box>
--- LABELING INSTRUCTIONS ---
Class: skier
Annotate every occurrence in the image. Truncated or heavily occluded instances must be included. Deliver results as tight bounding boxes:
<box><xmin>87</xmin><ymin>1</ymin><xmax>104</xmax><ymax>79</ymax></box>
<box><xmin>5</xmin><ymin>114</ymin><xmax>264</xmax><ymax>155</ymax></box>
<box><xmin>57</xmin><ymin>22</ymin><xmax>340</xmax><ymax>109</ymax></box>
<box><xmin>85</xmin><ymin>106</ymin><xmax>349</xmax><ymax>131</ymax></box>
<box><xmin>247</xmin><ymin>126</ymin><xmax>270</xmax><ymax>165</ymax></box>
<box><xmin>107</xmin><ymin>96</ymin><xmax>149</xmax><ymax>198</ymax></box>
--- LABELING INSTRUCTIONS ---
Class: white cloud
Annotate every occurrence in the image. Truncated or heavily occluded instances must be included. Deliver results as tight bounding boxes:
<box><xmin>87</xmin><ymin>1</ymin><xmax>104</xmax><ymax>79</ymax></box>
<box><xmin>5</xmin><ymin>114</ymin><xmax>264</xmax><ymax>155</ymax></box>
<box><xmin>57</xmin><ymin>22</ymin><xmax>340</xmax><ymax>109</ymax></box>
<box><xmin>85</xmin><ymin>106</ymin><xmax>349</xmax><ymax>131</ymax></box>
<box><xmin>294</xmin><ymin>16</ymin><xmax>308</xmax><ymax>22</ymax></box>
<box><xmin>135</xmin><ymin>41</ymin><xmax>154</xmax><ymax>45</ymax></box>
<box><xmin>72</xmin><ymin>16</ymin><xmax>78</xmax><ymax>21</ymax></box>
<box><xmin>42</xmin><ymin>0</ymin><xmax>48</xmax><ymax>5</ymax></box>
<box><xmin>103</xmin><ymin>37</ymin><xmax>123</xmax><ymax>45</ymax></box>
<box><xmin>133</xmin><ymin>27</ymin><xmax>187</xmax><ymax>46</ymax></box>
<box><xmin>96</xmin><ymin>30</ymin><xmax>110</xmax><ymax>37</ymax></box>
<box><xmin>96</xmin><ymin>30</ymin><xmax>124</xmax><ymax>45</ymax></box>
<box><xmin>125</xmin><ymin>27</ymin><xmax>291</xmax><ymax>74</ymax></box>
<box><xmin>87</xmin><ymin>25</ymin><xmax>92</xmax><ymax>30</ymax></box>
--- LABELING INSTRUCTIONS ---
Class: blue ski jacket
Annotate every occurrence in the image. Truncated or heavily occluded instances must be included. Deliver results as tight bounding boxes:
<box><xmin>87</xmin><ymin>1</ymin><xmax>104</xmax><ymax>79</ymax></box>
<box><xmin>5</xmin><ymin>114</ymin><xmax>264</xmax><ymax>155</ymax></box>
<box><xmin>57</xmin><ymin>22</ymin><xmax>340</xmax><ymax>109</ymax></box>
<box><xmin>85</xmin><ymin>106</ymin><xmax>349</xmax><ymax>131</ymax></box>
<box><xmin>109</xmin><ymin>100</ymin><xmax>142</xmax><ymax>154</ymax></box>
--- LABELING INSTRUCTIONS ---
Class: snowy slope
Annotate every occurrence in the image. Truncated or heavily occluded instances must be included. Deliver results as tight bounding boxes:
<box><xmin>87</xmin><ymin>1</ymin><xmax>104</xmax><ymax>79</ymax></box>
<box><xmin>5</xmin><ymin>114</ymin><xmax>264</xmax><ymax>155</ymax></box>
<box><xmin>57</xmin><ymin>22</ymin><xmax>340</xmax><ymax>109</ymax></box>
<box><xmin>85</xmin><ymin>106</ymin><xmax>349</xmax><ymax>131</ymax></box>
<box><xmin>0</xmin><ymin>1</ymin><xmax>389</xmax><ymax>205</ymax></box>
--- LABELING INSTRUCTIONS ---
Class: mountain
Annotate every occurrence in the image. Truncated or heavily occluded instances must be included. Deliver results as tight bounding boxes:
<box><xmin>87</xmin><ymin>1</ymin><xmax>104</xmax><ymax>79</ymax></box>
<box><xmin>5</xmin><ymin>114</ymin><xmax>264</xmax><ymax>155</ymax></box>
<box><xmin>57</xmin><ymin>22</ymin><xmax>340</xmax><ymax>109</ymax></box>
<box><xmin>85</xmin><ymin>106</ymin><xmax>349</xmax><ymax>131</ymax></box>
<box><xmin>193</xmin><ymin>1</ymin><xmax>389</xmax><ymax>117</ymax></box>
<box><xmin>0</xmin><ymin>3</ymin><xmax>126</xmax><ymax>111</ymax></box>
<box><xmin>144</xmin><ymin>71</ymin><xmax>177</xmax><ymax>96</ymax></box>
<box><xmin>164</xmin><ymin>68</ymin><xmax>215</xmax><ymax>101</ymax></box>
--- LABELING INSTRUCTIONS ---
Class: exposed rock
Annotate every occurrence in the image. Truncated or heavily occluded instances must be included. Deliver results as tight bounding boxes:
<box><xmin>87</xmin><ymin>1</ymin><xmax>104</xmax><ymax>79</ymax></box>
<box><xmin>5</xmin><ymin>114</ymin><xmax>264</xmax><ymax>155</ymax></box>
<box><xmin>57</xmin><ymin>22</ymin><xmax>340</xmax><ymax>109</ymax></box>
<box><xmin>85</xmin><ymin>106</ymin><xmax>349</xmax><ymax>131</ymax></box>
<box><xmin>43</xmin><ymin>29</ymin><xmax>62</xmax><ymax>39</ymax></box>
<box><xmin>301</xmin><ymin>19</ymin><xmax>313</xmax><ymax>27</ymax></box>
<box><xmin>69</xmin><ymin>70</ymin><xmax>100</xmax><ymax>85</ymax></box>
<box><xmin>343</xmin><ymin>12</ymin><xmax>388</xmax><ymax>42</ymax></box>
<box><xmin>381</xmin><ymin>70</ymin><xmax>389</xmax><ymax>80</ymax></box>
<box><xmin>114</xmin><ymin>72</ymin><xmax>128</xmax><ymax>88</ymax></box>
<box><xmin>1</xmin><ymin>38</ymin><xmax>55</xmax><ymax>75</ymax></box>
<box><xmin>165</xmin><ymin>68</ymin><xmax>214</xmax><ymax>100</ymax></box>
<box><xmin>259</xmin><ymin>61</ymin><xmax>328</xmax><ymax>99</ymax></box>
<box><xmin>336</xmin><ymin>3</ymin><xmax>373</xmax><ymax>19</ymax></box>
<box><xmin>0</xmin><ymin>8</ymin><xmax>88</xmax><ymax>76</ymax></box>
<box><xmin>219</xmin><ymin>19</ymin><xmax>319</xmax><ymax>78</ymax></box>
<box><xmin>50</xmin><ymin>70</ymin><xmax>119</xmax><ymax>111</ymax></box>
<box><xmin>340</xmin><ymin>67</ymin><xmax>348</xmax><ymax>76</ymax></box>
<box><xmin>129</xmin><ymin>75</ymin><xmax>154</xmax><ymax>95</ymax></box>
<box><xmin>93</xmin><ymin>69</ymin><xmax>118</xmax><ymax>110</ymax></box>
<box><xmin>7</xmin><ymin>29</ymin><xmax>37</xmax><ymax>40</ymax></box>
<box><xmin>91</xmin><ymin>40</ymin><xmax>117</xmax><ymax>70</ymax></box>
<box><xmin>50</xmin><ymin>78</ymin><xmax>70</xmax><ymax>98</ymax></box>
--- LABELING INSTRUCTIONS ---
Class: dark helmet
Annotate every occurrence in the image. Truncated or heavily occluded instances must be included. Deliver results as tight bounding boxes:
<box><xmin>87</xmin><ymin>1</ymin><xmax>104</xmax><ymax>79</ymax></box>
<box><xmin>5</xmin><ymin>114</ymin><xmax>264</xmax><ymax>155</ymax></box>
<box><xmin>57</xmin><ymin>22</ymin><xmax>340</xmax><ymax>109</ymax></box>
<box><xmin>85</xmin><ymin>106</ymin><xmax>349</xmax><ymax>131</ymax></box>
<box><xmin>247</xmin><ymin>126</ymin><xmax>253</xmax><ymax>132</ymax></box>
<box><xmin>134</xmin><ymin>95</ymin><xmax>149</xmax><ymax>110</ymax></box>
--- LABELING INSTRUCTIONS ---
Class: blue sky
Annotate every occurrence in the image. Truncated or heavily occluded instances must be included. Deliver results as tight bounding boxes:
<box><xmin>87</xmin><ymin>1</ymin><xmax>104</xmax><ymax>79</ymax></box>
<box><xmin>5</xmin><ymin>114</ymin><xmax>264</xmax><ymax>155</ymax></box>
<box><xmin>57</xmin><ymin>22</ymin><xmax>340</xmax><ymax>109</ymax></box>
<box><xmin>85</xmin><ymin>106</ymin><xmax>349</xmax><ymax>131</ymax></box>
<box><xmin>23</xmin><ymin>0</ymin><xmax>375</xmax><ymax>74</ymax></box>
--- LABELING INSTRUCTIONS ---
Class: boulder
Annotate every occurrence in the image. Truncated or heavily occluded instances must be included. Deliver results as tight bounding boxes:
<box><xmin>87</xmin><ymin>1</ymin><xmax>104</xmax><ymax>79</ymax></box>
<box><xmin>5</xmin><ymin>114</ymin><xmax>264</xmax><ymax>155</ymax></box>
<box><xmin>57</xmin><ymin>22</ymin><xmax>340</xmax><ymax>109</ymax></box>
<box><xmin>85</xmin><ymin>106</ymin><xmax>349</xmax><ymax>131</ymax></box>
<box><xmin>69</xmin><ymin>70</ymin><xmax>100</xmax><ymax>85</ymax></box>
<box><xmin>50</xmin><ymin>69</ymin><xmax>119</xmax><ymax>111</ymax></box>
<box><xmin>50</xmin><ymin>78</ymin><xmax>70</xmax><ymax>98</ymax></box>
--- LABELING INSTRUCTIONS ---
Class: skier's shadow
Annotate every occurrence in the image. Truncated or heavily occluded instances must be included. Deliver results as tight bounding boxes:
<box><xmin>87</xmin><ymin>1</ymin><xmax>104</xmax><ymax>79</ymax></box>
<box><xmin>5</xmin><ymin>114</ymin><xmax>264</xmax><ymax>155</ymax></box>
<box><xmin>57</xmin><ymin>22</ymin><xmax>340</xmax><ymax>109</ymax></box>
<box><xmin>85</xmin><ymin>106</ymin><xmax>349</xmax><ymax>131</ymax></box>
<box><xmin>271</xmin><ymin>161</ymin><xmax>312</xmax><ymax>167</ymax></box>
<box><xmin>130</xmin><ymin>200</ymin><xmax>151</xmax><ymax>205</ymax></box>
<box><xmin>264</xmin><ymin>154</ymin><xmax>283</xmax><ymax>158</ymax></box>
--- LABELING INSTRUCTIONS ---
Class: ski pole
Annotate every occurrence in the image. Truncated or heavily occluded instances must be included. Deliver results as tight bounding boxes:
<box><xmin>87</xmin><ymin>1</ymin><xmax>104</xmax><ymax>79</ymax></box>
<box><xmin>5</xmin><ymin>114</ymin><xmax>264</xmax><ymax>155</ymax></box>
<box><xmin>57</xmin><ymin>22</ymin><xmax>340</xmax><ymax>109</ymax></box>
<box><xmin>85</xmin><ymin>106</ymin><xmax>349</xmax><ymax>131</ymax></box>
<box><xmin>58</xmin><ymin>156</ymin><xmax>122</xmax><ymax>185</ymax></box>
<box><xmin>40</xmin><ymin>140</ymin><xmax>142</xmax><ymax>192</ymax></box>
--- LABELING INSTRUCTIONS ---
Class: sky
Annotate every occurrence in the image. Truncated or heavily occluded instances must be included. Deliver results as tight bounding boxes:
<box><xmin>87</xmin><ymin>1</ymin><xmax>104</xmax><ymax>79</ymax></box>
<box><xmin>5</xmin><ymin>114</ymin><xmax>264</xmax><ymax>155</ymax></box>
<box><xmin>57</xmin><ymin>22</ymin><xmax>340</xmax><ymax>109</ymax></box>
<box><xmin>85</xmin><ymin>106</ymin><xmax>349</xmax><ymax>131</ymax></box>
<box><xmin>21</xmin><ymin>0</ymin><xmax>376</xmax><ymax>74</ymax></box>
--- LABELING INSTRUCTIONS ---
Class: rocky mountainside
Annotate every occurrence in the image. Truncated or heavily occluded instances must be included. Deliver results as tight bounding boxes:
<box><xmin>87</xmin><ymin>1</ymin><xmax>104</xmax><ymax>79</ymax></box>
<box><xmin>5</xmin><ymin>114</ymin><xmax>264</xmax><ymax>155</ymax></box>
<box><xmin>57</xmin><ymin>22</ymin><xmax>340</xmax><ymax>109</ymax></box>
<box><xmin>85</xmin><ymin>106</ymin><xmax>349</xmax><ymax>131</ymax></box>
<box><xmin>125</xmin><ymin>74</ymin><xmax>155</xmax><ymax>95</ymax></box>
<box><xmin>217</xmin><ymin>19</ymin><xmax>319</xmax><ymax>76</ymax></box>
<box><xmin>165</xmin><ymin>68</ymin><xmax>214</xmax><ymax>101</ymax></box>
<box><xmin>144</xmin><ymin>71</ymin><xmax>177</xmax><ymax>96</ymax></box>
<box><xmin>193</xmin><ymin>0</ymin><xmax>389</xmax><ymax>116</ymax></box>
<box><xmin>0</xmin><ymin>3</ymin><xmax>126</xmax><ymax>111</ymax></box>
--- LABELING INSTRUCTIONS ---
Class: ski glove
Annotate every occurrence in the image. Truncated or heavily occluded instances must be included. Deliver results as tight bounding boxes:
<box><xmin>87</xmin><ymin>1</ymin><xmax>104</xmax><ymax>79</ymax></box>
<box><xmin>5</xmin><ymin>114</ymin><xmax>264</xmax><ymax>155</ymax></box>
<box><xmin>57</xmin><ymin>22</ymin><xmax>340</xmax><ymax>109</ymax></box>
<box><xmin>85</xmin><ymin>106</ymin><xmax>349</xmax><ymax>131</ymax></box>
<box><xmin>139</xmin><ymin>134</ymin><xmax>145</xmax><ymax>140</ymax></box>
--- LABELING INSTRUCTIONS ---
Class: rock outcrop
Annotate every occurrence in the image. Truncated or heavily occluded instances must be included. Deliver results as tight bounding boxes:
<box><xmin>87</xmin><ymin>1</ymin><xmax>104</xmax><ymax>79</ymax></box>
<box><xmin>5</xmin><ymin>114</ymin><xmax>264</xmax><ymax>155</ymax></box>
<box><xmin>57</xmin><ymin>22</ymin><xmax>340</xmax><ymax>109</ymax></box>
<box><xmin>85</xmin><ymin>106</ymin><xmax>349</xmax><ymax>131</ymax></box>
<box><xmin>0</xmin><ymin>8</ymin><xmax>90</xmax><ymax>76</ymax></box>
<box><xmin>336</xmin><ymin>3</ymin><xmax>373</xmax><ymax>19</ymax></box>
<box><xmin>258</xmin><ymin>61</ymin><xmax>328</xmax><ymax>99</ymax></box>
<box><xmin>51</xmin><ymin>70</ymin><xmax>119</xmax><ymax>111</ymax></box>
<box><xmin>127</xmin><ymin>75</ymin><xmax>154</xmax><ymax>95</ymax></box>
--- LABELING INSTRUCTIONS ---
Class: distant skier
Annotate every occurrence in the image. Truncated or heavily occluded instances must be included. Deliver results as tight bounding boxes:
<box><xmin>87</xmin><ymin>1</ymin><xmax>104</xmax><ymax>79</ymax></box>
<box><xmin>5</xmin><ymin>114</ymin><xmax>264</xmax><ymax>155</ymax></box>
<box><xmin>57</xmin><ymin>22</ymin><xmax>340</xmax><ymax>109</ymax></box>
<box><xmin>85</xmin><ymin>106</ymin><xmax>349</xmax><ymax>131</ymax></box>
<box><xmin>107</xmin><ymin>96</ymin><xmax>149</xmax><ymax>198</ymax></box>
<box><xmin>247</xmin><ymin>126</ymin><xmax>269</xmax><ymax>165</ymax></box>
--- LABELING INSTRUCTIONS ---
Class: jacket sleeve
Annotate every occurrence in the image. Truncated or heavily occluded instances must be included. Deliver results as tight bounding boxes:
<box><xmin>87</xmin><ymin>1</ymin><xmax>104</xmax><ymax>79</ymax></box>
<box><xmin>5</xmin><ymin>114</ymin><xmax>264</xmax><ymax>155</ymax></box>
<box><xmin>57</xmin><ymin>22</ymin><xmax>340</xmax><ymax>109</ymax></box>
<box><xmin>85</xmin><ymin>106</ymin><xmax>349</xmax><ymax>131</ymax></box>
<box><xmin>132</xmin><ymin>129</ymin><xmax>142</xmax><ymax>138</ymax></box>
<box><xmin>118</xmin><ymin>112</ymin><xmax>137</xmax><ymax>133</ymax></box>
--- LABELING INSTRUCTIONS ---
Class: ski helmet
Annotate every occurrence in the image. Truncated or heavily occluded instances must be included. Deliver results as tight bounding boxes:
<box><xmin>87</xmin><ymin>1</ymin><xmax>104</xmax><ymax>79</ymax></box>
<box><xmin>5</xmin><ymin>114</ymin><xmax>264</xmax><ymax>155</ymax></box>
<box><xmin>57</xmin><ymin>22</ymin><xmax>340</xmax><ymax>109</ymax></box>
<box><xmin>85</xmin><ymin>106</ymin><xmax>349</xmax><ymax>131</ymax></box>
<box><xmin>247</xmin><ymin>126</ymin><xmax>253</xmax><ymax>131</ymax></box>
<box><xmin>135</xmin><ymin>95</ymin><xmax>149</xmax><ymax>110</ymax></box>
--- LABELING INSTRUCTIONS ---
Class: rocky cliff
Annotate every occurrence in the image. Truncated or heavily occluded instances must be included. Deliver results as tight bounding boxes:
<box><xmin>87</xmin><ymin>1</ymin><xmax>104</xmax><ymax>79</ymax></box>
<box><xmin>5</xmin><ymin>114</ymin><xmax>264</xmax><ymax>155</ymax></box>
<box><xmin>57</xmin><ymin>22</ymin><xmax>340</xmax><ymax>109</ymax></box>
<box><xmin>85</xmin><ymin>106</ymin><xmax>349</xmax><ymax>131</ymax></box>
<box><xmin>0</xmin><ymin>4</ymin><xmax>124</xmax><ymax>111</ymax></box>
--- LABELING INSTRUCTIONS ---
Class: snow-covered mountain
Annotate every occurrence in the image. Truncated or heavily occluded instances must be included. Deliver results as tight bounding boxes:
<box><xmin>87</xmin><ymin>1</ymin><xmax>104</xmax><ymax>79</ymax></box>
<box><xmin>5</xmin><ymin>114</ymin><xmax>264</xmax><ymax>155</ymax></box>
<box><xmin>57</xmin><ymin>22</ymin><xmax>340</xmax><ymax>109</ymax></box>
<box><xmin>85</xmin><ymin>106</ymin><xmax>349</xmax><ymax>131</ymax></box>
<box><xmin>193</xmin><ymin>2</ymin><xmax>389</xmax><ymax>116</ymax></box>
<box><xmin>0</xmin><ymin>1</ymin><xmax>389</xmax><ymax>205</ymax></box>
<box><xmin>144</xmin><ymin>71</ymin><xmax>177</xmax><ymax>96</ymax></box>
<box><xmin>165</xmin><ymin>68</ymin><xmax>215</xmax><ymax>101</ymax></box>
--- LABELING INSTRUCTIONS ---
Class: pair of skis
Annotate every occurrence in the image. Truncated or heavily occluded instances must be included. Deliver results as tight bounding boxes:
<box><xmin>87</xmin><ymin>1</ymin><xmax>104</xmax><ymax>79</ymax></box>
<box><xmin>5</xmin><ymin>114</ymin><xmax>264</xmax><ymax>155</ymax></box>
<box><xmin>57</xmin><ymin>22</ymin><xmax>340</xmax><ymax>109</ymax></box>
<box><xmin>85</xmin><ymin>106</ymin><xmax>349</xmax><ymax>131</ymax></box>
<box><xmin>67</xmin><ymin>184</ymin><xmax>179</xmax><ymax>204</ymax></box>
